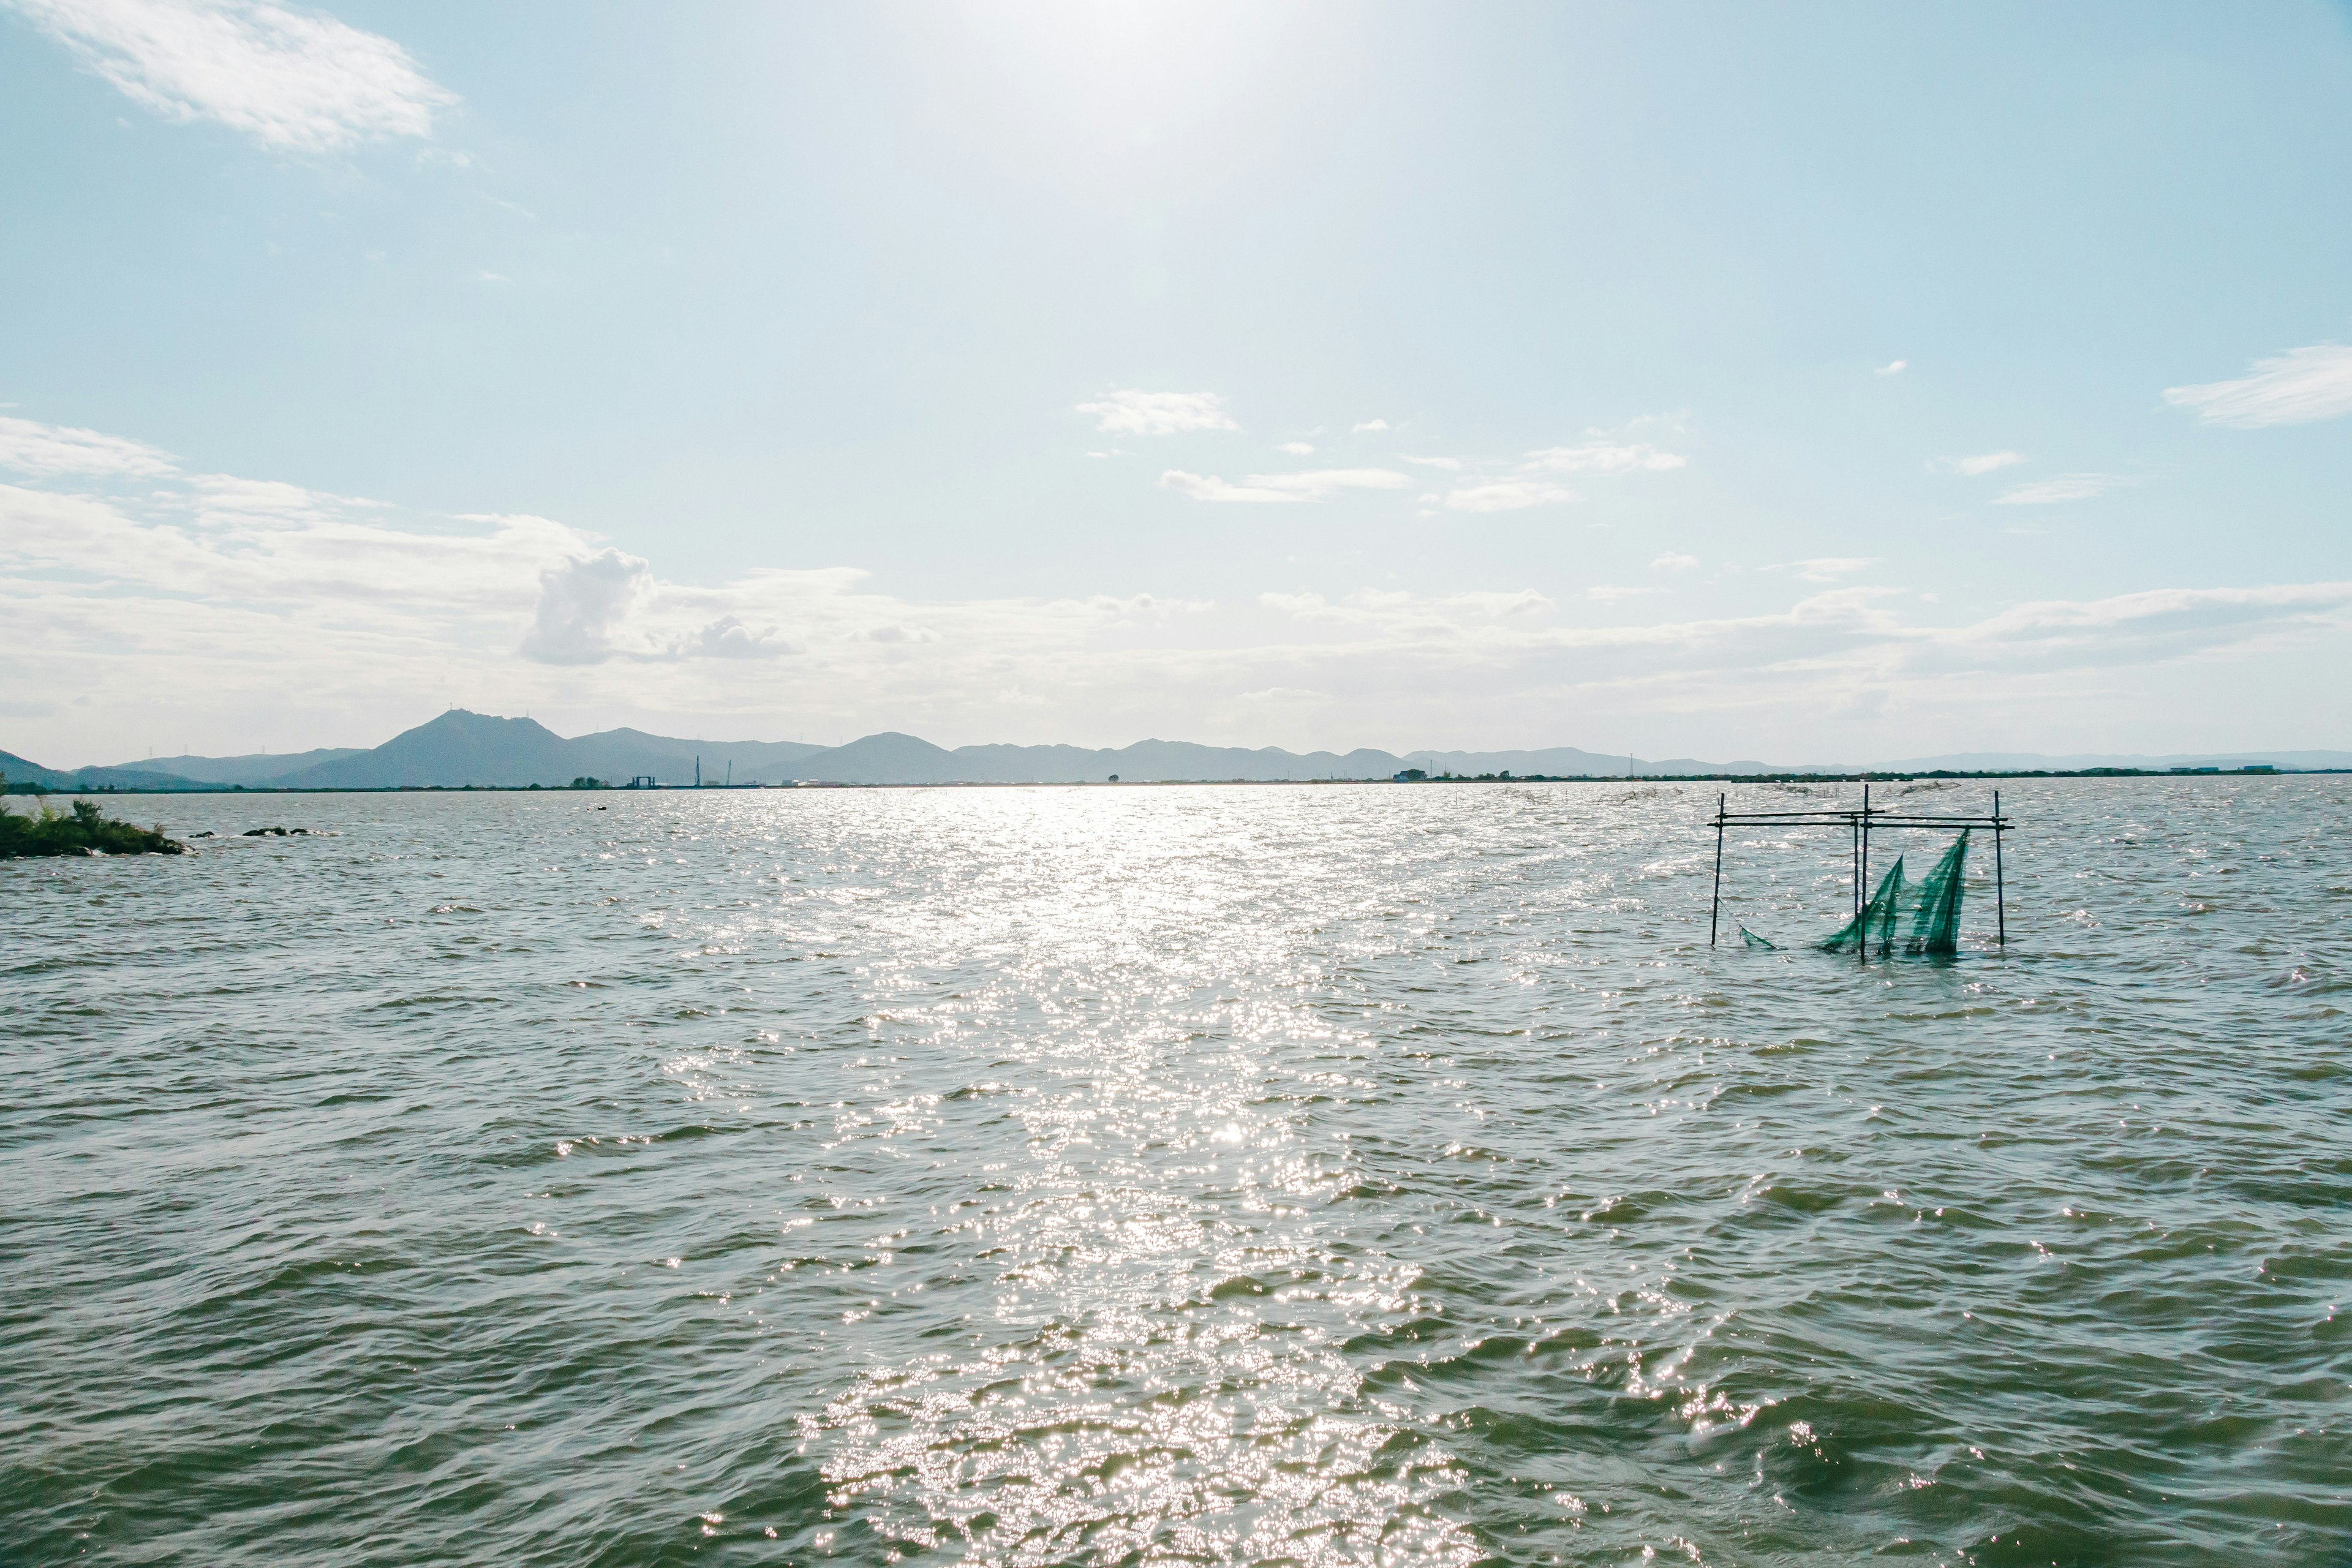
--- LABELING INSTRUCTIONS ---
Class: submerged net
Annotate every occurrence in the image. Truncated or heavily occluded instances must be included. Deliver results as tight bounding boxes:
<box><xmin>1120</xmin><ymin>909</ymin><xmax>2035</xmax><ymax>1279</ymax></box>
<box><xmin>1739</xmin><ymin>924</ymin><xmax>1776</xmax><ymax>950</ymax></box>
<box><xmin>1904</xmin><ymin>829</ymin><xmax>1969</xmax><ymax>956</ymax></box>
<box><xmin>1822</xmin><ymin>857</ymin><xmax>1905</xmax><ymax>955</ymax></box>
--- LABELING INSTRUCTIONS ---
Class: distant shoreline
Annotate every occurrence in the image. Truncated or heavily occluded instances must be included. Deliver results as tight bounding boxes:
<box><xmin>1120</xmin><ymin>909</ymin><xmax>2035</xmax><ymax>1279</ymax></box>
<box><xmin>8</xmin><ymin>765</ymin><xmax>2329</xmax><ymax>797</ymax></box>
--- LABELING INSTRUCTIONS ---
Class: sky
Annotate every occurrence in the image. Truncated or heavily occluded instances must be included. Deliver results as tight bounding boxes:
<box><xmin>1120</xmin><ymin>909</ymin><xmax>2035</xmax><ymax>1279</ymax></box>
<box><xmin>2</xmin><ymin>0</ymin><xmax>2349</xmax><ymax>766</ymax></box>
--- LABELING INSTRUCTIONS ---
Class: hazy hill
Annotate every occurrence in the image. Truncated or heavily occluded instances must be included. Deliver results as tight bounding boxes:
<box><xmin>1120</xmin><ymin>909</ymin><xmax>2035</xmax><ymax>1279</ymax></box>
<box><xmin>276</xmin><ymin>712</ymin><xmax>582</xmax><ymax>787</ymax></box>
<box><xmin>0</xmin><ymin>748</ymin><xmax>215</xmax><ymax>792</ymax></box>
<box><xmin>273</xmin><ymin>712</ymin><xmax>831</xmax><ymax>788</ymax></box>
<box><xmin>10</xmin><ymin>712</ymin><xmax>2345</xmax><ymax>790</ymax></box>
<box><xmin>124</xmin><ymin>747</ymin><xmax>366</xmax><ymax>785</ymax></box>
<box><xmin>564</xmin><ymin>728</ymin><xmax>829</xmax><ymax>785</ymax></box>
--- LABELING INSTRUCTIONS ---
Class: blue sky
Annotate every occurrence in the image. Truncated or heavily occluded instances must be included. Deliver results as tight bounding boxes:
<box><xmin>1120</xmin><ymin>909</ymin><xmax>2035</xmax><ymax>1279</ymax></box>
<box><xmin>3</xmin><ymin>0</ymin><xmax>2349</xmax><ymax>764</ymax></box>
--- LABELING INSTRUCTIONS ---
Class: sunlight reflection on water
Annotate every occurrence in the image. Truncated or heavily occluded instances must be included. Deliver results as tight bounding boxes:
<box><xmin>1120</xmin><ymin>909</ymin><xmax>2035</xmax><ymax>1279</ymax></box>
<box><xmin>5</xmin><ymin>778</ymin><xmax>2349</xmax><ymax>1564</ymax></box>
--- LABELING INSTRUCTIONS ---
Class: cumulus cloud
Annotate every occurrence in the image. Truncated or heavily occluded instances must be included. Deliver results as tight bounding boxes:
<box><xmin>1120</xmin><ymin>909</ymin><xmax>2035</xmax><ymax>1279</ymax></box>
<box><xmin>1076</xmin><ymin>390</ymin><xmax>1238</xmax><ymax>435</ymax></box>
<box><xmin>2163</xmin><ymin>344</ymin><xmax>2352</xmax><ymax>428</ymax></box>
<box><xmin>687</xmin><ymin>616</ymin><xmax>795</xmax><ymax>659</ymax></box>
<box><xmin>1994</xmin><ymin>473</ymin><xmax>2130</xmax><ymax>505</ymax></box>
<box><xmin>1521</xmin><ymin>440</ymin><xmax>1686</xmax><ymax>475</ymax></box>
<box><xmin>1444</xmin><ymin>479</ymin><xmax>1574</xmax><ymax>513</ymax></box>
<box><xmin>1932</xmin><ymin>450</ymin><xmax>2025</xmax><ymax>475</ymax></box>
<box><xmin>0</xmin><ymin>414</ymin><xmax>177</xmax><ymax>477</ymax></box>
<box><xmin>521</xmin><ymin>549</ymin><xmax>653</xmax><ymax>665</ymax></box>
<box><xmin>6</xmin><ymin>410</ymin><xmax>2346</xmax><ymax>764</ymax></box>
<box><xmin>1159</xmin><ymin>468</ymin><xmax>1408</xmax><ymax>503</ymax></box>
<box><xmin>10</xmin><ymin>0</ymin><xmax>457</xmax><ymax>152</ymax></box>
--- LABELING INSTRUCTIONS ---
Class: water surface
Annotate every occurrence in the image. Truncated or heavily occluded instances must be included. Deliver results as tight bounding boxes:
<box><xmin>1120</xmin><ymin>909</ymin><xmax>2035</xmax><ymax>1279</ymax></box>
<box><xmin>5</xmin><ymin>779</ymin><xmax>2347</xmax><ymax>1565</ymax></box>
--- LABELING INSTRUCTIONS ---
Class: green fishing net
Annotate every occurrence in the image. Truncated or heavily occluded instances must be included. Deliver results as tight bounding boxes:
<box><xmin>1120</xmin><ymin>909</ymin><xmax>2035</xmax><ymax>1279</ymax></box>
<box><xmin>1904</xmin><ymin>829</ymin><xmax>1969</xmax><ymax>956</ymax></box>
<box><xmin>1822</xmin><ymin>857</ymin><xmax>1906</xmax><ymax>956</ymax></box>
<box><xmin>1739</xmin><ymin>924</ymin><xmax>1776</xmax><ymax>950</ymax></box>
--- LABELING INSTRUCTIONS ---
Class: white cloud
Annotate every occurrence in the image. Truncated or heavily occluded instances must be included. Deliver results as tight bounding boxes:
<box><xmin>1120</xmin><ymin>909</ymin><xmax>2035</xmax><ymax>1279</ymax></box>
<box><xmin>1404</xmin><ymin>455</ymin><xmax>1461</xmax><ymax>470</ymax></box>
<box><xmin>1444</xmin><ymin>480</ymin><xmax>1574</xmax><ymax>513</ymax></box>
<box><xmin>1651</xmin><ymin>552</ymin><xmax>1699</xmax><ymax>571</ymax></box>
<box><xmin>6</xmin><ymin>411</ymin><xmax>2347</xmax><ymax>764</ymax></box>
<box><xmin>1587</xmin><ymin>585</ymin><xmax>1660</xmax><ymax>603</ymax></box>
<box><xmin>1768</xmin><ymin>557</ymin><xmax>1877</xmax><ymax>583</ymax></box>
<box><xmin>1351</xmin><ymin>418</ymin><xmax>1389</xmax><ymax>433</ymax></box>
<box><xmin>521</xmin><ymin>549</ymin><xmax>654</xmax><ymax>665</ymax></box>
<box><xmin>1159</xmin><ymin>468</ymin><xmax>1408</xmax><ymax>504</ymax></box>
<box><xmin>2163</xmin><ymin>344</ymin><xmax>2352</xmax><ymax>428</ymax></box>
<box><xmin>11</xmin><ymin>0</ymin><xmax>457</xmax><ymax>152</ymax></box>
<box><xmin>1994</xmin><ymin>473</ymin><xmax>2129</xmax><ymax>505</ymax></box>
<box><xmin>1931</xmin><ymin>450</ymin><xmax>2025</xmax><ymax>475</ymax></box>
<box><xmin>1877</xmin><ymin>360</ymin><xmax>1907</xmax><ymax>375</ymax></box>
<box><xmin>1937</xmin><ymin>582</ymin><xmax>2352</xmax><ymax>673</ymax></box>
<box><xmin>1276</xmin><ymin>442</ymin><xmax>1315</xmax><ymax>456</ymax></box>
<box><xmin>1521</xmin><ymin>440</ymin><xmax>1686</xmax><ymax>475</ymax></box>
<box><xmin>0</xmin><ymin>414</ymin><xmax>177</xmax><ymax>477</ymax></box>
<box><xmin>1076</xmin><ymin>390</ymin><xmax>1238</xmax><ymax>435</ymax></box>
<box><xmin>688</xmin><ymin>616</ymin><xmax>796</xmax><ymax>660</ymax></box>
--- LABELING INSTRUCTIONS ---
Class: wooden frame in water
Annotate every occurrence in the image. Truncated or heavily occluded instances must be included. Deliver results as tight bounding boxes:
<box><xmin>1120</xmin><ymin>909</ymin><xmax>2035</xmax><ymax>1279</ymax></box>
<box><xmin>1707</xmin><ymin>782</ymin><xmax>2010</xmax><ymax>951</ymax></box>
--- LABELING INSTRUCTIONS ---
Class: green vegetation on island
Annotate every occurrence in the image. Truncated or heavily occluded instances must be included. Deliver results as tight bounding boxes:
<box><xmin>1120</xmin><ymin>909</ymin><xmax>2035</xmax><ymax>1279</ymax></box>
<box><xmin>0</xmin><ymin>791</ymin><xmax>187</xmax><ymax>859</ymax></box>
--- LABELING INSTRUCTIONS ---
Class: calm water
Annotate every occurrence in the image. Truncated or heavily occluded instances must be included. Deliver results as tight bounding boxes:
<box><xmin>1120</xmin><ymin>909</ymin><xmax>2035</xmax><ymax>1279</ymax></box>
<box><xmin>4</xmin><ymin>779</ymin><xmax>2347</xmax><ymax>1566</ymax></box>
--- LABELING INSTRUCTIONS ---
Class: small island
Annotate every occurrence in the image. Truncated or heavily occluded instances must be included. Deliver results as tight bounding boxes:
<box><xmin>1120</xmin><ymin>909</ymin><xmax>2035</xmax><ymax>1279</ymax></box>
<box><xmin>0</xmin><ymin>793</ymin><xmax>187</xmax><ymax>859</ymax></box>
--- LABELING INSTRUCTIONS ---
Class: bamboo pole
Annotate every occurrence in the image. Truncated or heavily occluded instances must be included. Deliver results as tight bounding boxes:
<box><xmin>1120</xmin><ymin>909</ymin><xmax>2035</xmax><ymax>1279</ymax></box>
<box><xmin>1710</xmin><ymin>793</ymin><xmax>1725</xmax><ymax>947</ymax></box>
<box><xmin>1994</xmin><ymin>788</ymin><xmax>2007</xmax><ymax>946</ymax></box>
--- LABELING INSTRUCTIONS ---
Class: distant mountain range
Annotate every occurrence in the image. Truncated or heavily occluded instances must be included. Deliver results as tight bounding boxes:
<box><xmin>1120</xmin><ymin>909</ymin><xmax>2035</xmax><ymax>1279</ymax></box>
<box><xmin>3</xmin><ymin>710</ymin><xmax>2346</xmax><ymax>791</ymax></box>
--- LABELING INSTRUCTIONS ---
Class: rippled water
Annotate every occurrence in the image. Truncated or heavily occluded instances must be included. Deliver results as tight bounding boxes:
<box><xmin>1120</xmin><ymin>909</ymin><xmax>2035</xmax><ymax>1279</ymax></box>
<box><xmin>5</xmin><ymin>778</ymin><xmax>2348</xmax><ymax>1566</ymax></box>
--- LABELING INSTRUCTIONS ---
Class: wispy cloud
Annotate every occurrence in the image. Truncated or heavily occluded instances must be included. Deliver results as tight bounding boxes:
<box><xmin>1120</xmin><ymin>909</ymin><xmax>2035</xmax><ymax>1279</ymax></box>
<box><xmin>1994</xmin><ymin>473</ymin><xmax>2130</xmax><ymax>505</ymax></box>
<box><xmin>1351</xmin><ymin>418</ymin><xmax>1389</xmax><ymax>434</ymax></box>
<box><xmin>0</xmin><ymin>414</ymin><xmax>177</xmax><ymax>477</ymax></box>
<box><xmin>1877</xmin><ymin>360</ymin><xmax>1907</xmax><ymax>376</ymax></box>
<box><xmin>1443</xmin><ymin>479</ymin><xmax>1574</xmax><ymax>513</ymax></box>
<box><xmin>1586</xmin><ymin>585</ymin><xmax>1660</xmax><ymax>603</ymax></box>
<box><xmin>1404</xmin><ymin>455</ymin><xmax>1461</xmax><ymax>470</ymax></box>
<box><xmin>2163</xmin><ymin>344</ymin><xmax>2352</xmax><ymax>428</ymax></box>
<box><xmin>1940</xmin><ymin>582</ymin><xmax>2352</xmax><ymax>671</ymax></box>
<box><xmin>1076</xmin><ymin>390</ymin><xmax>1239</xmax><ymax>436</ymax></box>
<box><xmin>1768</xmin><ymin>557</ymin><xmax>1877</xmax><ymax>583</ymax></box>
<box><xmin>10</xmin><ymin>0</ymin><xmax>458</xmax><ymax>152</ymax></box>
<box><xmin>1521</xmin><ymin>440</ymin><xmax>1686</xmax><ymax>475</ymax></box>
<box><xmin>1651</xmin><ymin>552</ymin><xmax>1699</xmax><ymax>571</ymax></box>
<box><xmin>1160</xmin><ymin>469</ymin><xmax>1408</xmax><ymax>504</ymax></box>
<box><xmin>1275</xmin><ymin>441</ymin><xmax>1314</xmax><ymax>456</ymax></box>
<box><xmin>1932</xmin><ymin>450</ymin><xmax>2024</xmax><ymax>475</ymax></box>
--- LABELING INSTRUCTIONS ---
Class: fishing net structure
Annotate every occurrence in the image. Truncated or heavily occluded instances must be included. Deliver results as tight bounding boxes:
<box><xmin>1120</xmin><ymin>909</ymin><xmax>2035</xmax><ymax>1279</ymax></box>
<box><xmin>1907</xmin><ymin>829</ymin><xmax>1970</xmax><ymax>955</ymax></box>
<box><xmin>1822</xmin><ymin>858</ymin><xmax>1904</xmax><ymax>954</ymax></box>
<box><xmin>1708</xmin><ymin>785</ymin><xmax>2005</xmax><ymax>957</ymax></box>
<box><xmin>1817</xmin><ymin>831</ymin><xmax>1970</xmax><ymax>957</ymax></box>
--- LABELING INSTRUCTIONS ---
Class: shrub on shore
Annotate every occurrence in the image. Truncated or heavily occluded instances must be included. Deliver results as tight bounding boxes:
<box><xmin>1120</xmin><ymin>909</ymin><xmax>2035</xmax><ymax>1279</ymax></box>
<box><xmin>0</xmin><ymin>796</ymin><xmax>187</xmax><ymax>859</ymax></box>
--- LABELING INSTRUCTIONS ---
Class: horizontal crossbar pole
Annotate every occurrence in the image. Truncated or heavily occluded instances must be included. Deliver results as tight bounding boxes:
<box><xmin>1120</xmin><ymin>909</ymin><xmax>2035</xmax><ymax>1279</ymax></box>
<box><xmin>1711</xmin><ymin>809</ymin><xmax>1870</xmax><ymax>820</ymax></box>
<box><xmin>1713</xmin><ymin>811</ymin><xmax>2011</xmax><ymax>827</ymax></box>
